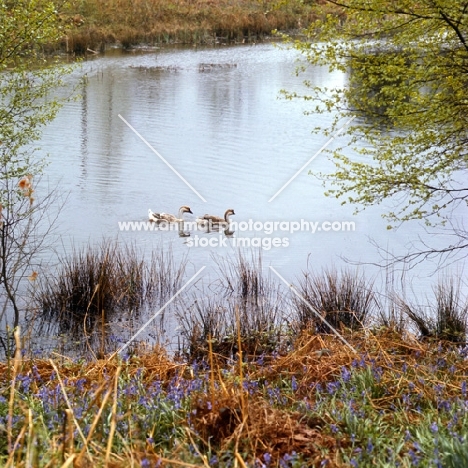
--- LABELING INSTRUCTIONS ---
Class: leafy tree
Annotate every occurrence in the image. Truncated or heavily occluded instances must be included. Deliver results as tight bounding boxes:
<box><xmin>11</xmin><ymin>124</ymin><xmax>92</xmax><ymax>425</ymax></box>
<box><xmin>284</xmin><ymin>0</ymin><xmax>468</xmax><ymax>261</ymax></box>
<box><xmin>0</xmin><ymin>0</ymin><xmax>72</xmax><ymax>352</ymax></box>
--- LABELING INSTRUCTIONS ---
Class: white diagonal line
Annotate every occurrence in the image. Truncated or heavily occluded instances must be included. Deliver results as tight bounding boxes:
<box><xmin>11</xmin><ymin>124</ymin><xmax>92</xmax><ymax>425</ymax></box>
<box><xmin>268</xmin><ymin>116</ymin><xmax>356</xmax><ymax>202</ymax></box>
<box><xmin>269</xmin><ymin>266</ymin><xmax>357</xmax><ymax>354</ymax></box>
<box><xmin>108</xmin><ymin>266</ymin><xmax>206</xmax><ymax>359</ymax></box>
<box><xmin>118</xmin><ymin>114</ymin><xmax>207</xmax><ymax>202</ymax></box>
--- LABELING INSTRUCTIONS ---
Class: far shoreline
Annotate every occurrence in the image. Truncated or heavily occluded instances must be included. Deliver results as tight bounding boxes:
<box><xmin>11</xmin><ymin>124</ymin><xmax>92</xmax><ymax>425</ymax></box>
<box><xmin>56</xmin><ymin>0</ymin><xmax>330</xmax><ymax>55</ymax></box>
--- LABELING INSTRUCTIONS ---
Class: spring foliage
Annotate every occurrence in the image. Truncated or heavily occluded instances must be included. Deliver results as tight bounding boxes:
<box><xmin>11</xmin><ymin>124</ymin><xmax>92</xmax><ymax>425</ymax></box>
<box><xmin>286</xmin><ymin>1</ymin><xmax>468</xmax><ymax>228</ymax></box>
<box><xmin>0</xmin><ymin>0</ymin><xmax>70</xmax><ymax>195</ymax></box>
<box><xmin>0</xmin><ymin>1</ymin><xmax>72</xmax><ymax>333</ymax></box>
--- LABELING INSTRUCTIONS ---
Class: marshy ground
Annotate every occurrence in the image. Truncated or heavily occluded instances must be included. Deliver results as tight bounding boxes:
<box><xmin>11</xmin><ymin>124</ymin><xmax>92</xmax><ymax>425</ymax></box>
<box><xmin>59</xmin><ymin>0</ymin><xmax>326</xmax><ymax>54</ymax></box>
<box><xmin>2</xmin><ymin>246</ymin><xmax>468</xmax><ymax>466</ymax></box>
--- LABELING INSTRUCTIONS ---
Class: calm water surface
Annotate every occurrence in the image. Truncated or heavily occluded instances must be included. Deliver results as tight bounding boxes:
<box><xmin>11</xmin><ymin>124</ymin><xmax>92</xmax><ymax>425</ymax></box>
<box><xmin>32</xmin><ymin>43</ymin><xmax>465</xmax><ymax>350</ymax></box>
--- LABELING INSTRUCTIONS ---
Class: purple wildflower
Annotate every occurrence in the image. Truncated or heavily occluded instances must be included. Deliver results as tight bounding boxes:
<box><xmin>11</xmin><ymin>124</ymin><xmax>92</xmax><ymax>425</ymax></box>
<box><xmin>291</xmin><ymin>376</ymin><xmax>298</xmax><ymax>392</ymax></box>
<box><xmin>326</xmin><ymin>381</ymin><xmax>340</xmax><ymax>395</ymax></box>
<box><xmin>341</xmin><ymin>366</ymin><xmax>351</xmax><ymax>383</ymax></box>
<box><xmin>408</xmin><ymin>449</ymin><xmax>420</xmax><ymax>466</ymax></box>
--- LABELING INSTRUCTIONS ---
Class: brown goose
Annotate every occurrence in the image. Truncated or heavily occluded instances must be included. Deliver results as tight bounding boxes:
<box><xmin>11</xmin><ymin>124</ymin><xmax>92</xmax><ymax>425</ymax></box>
<box><xmin>197</xmin><ymin>208</ymin><xmax>235</xmax><ymax>227</ymax></box>
<box><xmin>148</xmin><ymin>205</ymin><xmax>193</xmax><ymax>223</ymax></box>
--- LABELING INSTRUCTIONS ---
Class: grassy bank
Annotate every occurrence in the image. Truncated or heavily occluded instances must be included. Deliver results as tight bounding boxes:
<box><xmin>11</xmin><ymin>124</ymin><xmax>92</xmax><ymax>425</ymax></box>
<box><xmin>59</xmin><ymin>0</ymin><xmax>321</xmax><ymax>53</ymax></box>
<box><xmin>4</xmin><ymin>246</ymin><xmax>468</xmax><ymax>466</ymax></box>
<box><xmin>1</xmin><ymin>329</ymin><xmax>468</xmax><ymax>467</ymax></box>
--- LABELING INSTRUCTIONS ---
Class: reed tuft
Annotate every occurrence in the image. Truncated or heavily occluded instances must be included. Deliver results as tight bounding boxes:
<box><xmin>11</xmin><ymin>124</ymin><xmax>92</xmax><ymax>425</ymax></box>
<box><xmin>292</xmin><ymin>268</ymin><xmax>378</xmax><ymax>333</ymax></box>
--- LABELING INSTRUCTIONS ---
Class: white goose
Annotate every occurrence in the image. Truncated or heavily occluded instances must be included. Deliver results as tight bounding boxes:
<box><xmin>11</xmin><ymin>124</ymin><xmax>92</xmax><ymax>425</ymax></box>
<box><xmin>148</xmin><ymin>205</ymin><xmax>193</xmax><ymax>223</ymax></box>
<box><xmin>197</xmin><ymin>208</ymin><xmax>235</xmax><ymax>228</ymax></box>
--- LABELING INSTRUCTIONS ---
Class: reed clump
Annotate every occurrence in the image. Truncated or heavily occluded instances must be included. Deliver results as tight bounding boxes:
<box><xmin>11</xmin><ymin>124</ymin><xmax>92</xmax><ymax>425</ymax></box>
<box><xmin>400</xmin><ymin>278</ymin><xmax>468</xmax><ymax>343</ymax></box>
<box><xmin>292</xmin><ymin>268</ymin><xmax>378</xmax><ymax>334</ymax></box>
<box><xmin>177</xmin><ymin>252</ymin><xmax>289</xmax><ymax>360</ymax></box>
<box><xmin>37</xmin><ymin>241</ymin><xmax>186</xmax><ymax>335</ymax></box>
<box><xmin>59</xmin><ymin>0</ymin><xmax>319</xmax><ymax>53</ymax></box>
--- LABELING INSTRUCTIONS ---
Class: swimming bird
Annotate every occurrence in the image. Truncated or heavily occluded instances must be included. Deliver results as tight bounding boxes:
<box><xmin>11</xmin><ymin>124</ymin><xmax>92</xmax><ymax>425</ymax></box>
<box><xmin>148</xmin><ymin>205</ymin><xmax>193</xmax><ymax>223</ymax></box>
<box><xmin>148</xmin><ymin>209</ymin><xmax>160</xmax><ymax>223</ymax></box>
<box><xmin>197</xmin><ymin>208</ymin><xmax>235</xmax><ymax>228</ymax></box>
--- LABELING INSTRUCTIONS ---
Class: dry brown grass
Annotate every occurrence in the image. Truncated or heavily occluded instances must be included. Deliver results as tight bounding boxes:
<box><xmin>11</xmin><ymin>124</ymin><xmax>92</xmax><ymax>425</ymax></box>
<box><xmin>0</xmin><ymin>343</ymin><xmax>180</xmax><ymax>388</ymax></box>
<box><xmin>58</xmin><ymin>0</ymin><xmax>320</xmax><ymax>53</ymax></box>
<box><xmin>191</xmin><ymin>391</ymin><xmax>344</xmax><ymax>466</ymax></box>
<box><xmin>3</xmin><ymin>327</ymin><xmax>468</xmax><ymax>466</ymax></box>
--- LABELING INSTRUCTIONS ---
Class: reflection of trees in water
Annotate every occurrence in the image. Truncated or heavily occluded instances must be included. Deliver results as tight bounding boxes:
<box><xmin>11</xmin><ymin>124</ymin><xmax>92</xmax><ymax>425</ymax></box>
<box><xmin>78</xmin><ymin>68</ymin><xmax>128</xmax><ymax>196</ymax></box>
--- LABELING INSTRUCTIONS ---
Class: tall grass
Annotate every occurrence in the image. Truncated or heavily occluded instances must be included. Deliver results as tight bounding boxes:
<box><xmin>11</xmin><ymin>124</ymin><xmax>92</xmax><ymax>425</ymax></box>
<box><xmin>36</xmin><ymin>241</ymin><xmax>187</xmax><ymax>348</ymax></box>
<box><xmin>292</xmin><ymin>268</ymin><xmax>378</xmax><ymax>334</ymax></box>
<box><xmin>177</xmin><ymin>251</ymin><xmax>288</xmax><ymax>359</ymax></box>
<box><xmin>59</xmin><ymin>0</ymin><xmax>318</xmax><ymax>53</ymax></box>
<box><xmin>400</xmin><ymin>278</ymin><xmax>468</xmax><ymax>343</ymax></box>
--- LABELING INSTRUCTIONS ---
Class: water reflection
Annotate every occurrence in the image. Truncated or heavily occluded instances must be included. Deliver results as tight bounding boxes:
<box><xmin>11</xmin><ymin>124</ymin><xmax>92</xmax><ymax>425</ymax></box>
<box><xmin>80</xmin><ymin>82</ymin><xmax>89</xmax><ymax>179</ymax></box>
<box><xmin>26</xmin><ymin>43</ymin><xmax>465</xmax><ymax>355</ymax></box>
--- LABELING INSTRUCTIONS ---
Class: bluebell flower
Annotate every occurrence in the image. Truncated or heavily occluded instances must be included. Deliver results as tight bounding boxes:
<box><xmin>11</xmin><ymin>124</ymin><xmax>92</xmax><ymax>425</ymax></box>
<box><xmin>437</xmin><ymin>399</ymin><xmax>451</xmax><ymax>412</ymax></box>
<box><xmin>341</xmin><ymin>366</ymin><xmax>351</xmax><ymax>383</ymax></box>
<box><xmin>291</xmin><ymin>375</ymin><xmax>298</xmax><ymax>392</ymax></box>
<box><xmin>326</xmin><ymin>381</ymin><xmax>340</xmax><ymax>395</ymax></box>
<box><xmin>408</xmin><ymin>449</ymin><xmax>420</xmax><ymax>466</ymax></box>
<box><xmin>436</xmin><ymin>358</ymin><xmax>446</xmax><ymax>368</ymax></box>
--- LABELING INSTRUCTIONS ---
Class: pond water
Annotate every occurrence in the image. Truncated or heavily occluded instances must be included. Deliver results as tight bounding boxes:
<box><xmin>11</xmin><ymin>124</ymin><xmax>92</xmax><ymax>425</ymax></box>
<box><xmin>29</xmin><ymin>42</ymin><xmax>465</xmax><ymax>353</ymax></box>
